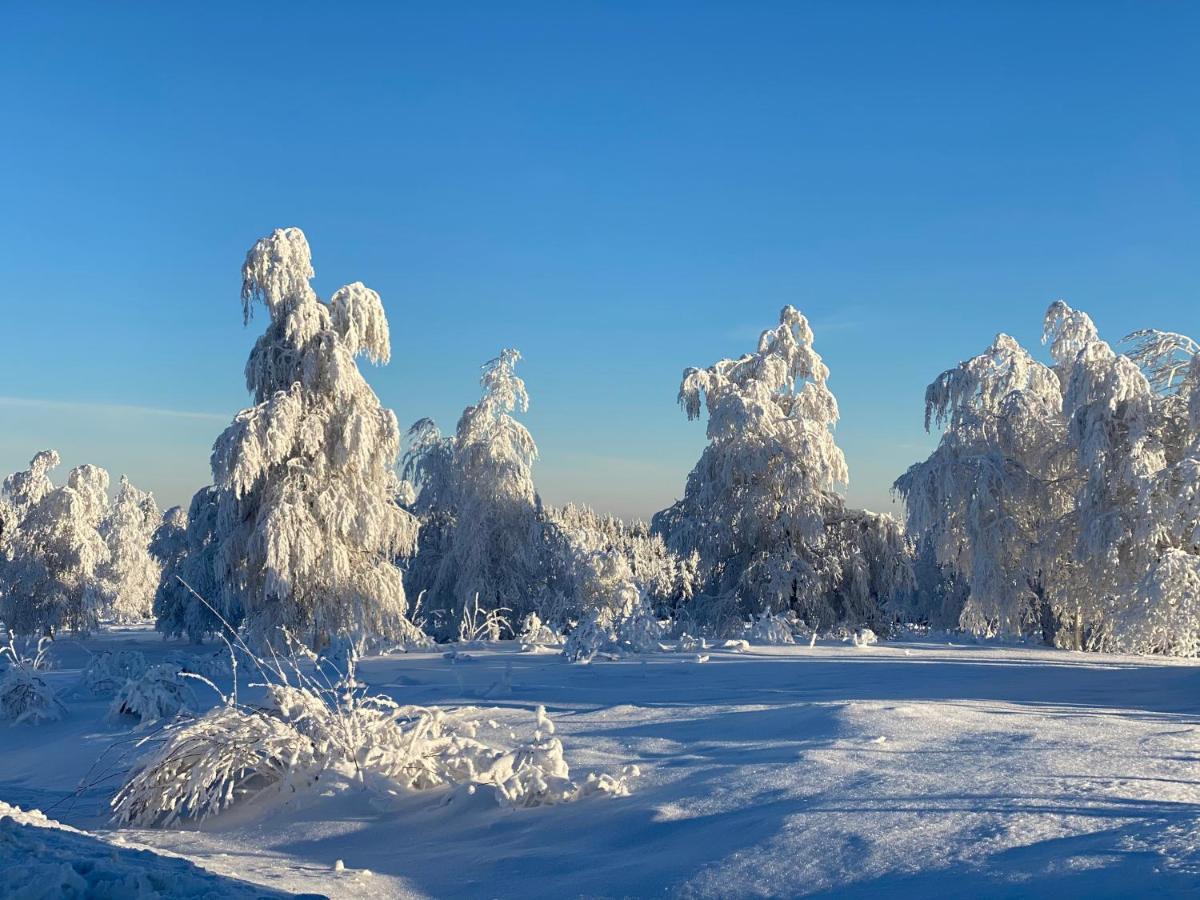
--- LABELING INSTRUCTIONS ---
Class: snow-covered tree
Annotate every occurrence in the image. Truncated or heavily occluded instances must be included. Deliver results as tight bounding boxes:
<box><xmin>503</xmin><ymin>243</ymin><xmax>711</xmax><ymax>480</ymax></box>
<box><xmin>899</xmin><ymin>300</ymin><xmax>1200</xmax><ymax>655</ymax></box>
<box><xmin>96</xmin><ymin>476</ymin><xmax>162</xmax><ymax>623</ymax></box>
<box><xmin>0</xmin><ymin>453</ymin><xmax>110</xmax><ymax>634</ymax></box>
<box><xmin>654</xmin><ymin>306</ymin><xmax>911</xmax><ymax>633</ymax></box>
<box><xmin>894</xmin><ymin>331</ymin><xmax>1077</xmax><ymax>638</ymax></box>
<box><xmin>403</xmin><ymin>349</ymin><xmax>547</xmax><ymax>633</ymax></box>
<box><xmin>149</xmin><ymin>506</ymin><xmax>188</xmax><ymax>578</ymax></box>
<box><xmin>1047</xmin><ymin>302</ymin><xmax>1200</xmax><ymax>653</ymax></box>
<box><xmin>545</xmin><ymin>503</ymin><xmax>697</xmax><ymax>623</ymax></box>
<box><xmin>162</xmin><ymin>227</ymin><xmax>421</xmax><ymax>649</ymax></box>
<box><xmin>154</xmin><ymin>488</ymin><xmax>227</xmax><ymax>642</ymax></box>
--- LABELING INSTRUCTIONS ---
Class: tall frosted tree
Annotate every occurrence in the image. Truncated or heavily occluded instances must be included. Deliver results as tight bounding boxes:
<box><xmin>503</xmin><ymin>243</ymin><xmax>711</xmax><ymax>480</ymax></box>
<box><xmin>899</xmin><ymin>300</ymin><xmax>1200</xmax><ymax>655</ymax></box>
<box><xmin>404</xmin><ymin>349</ymin><xmax>547</xmax><ymax>633</ymax></box>
<box><xmin>0</xmin><ymin>452</ymin><xmax>111</xmax><ymax>634</ymax></box>
<box><xmin>654</xmin><ymin>306</ymin><xmax>911</xmax><ymax>632</ymax></box>
<box><xmin>894</xmin><ymin>331</ymin><xmax>1077</xmax><ymax>638</ymax></box>
<box><xmin>169</xmin><ymin>227</ymin><xmax>422</xmax><ymax>648</ymax></box>
<box><xmin>1047</xmin><ymin>302</ymin><xmax>1200</xmax><ymax>653</ymax></box>
<box><xmin>97</xmin><ymin>476</ymin><xmax>163</xmax><ymax>623</ymax></box>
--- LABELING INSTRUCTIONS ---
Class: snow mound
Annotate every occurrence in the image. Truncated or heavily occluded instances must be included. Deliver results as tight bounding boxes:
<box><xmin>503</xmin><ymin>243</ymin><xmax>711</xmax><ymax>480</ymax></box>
<box><xmin>747</xmin><ymin>612</ymin><xmax>797</xmax><ymax>645</ymax></box>
<box><xmin>0</xmin><ymin>801</ymin><xmax>290</xmax><ymax>898</ymax></box>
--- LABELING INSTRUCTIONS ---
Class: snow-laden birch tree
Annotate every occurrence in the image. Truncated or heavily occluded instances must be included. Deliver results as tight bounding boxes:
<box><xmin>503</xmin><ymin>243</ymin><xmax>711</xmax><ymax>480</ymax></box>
<box><xmin>898</xmin><ymin>300</ymin><xmax>1200</xmax><ymax>655</ymax></box>
<box><xmin>403</xmin><ymin>349</ymin><xmax>547</xmax><ymax>634</ymax></box>
<box><xmin>1046</xmin><ymin>302</ymin><xmax>1200</xmax><ymax>653</ymax></box>
<box><xmin>96</xmin><ymin>476</ymin><xmax>163</xmax><ymax>623</ymax></box>
<box><xmin>0</xmin><ymin>452</ymin><xmax>111</xmax><ymax>634</ymax></box>
<box><xmin>168</xmin><ymin>227</ymin><xmax>422</xmax><ymax>648</ymax></box>
<box><xmin>655</xmin><ymin>306</ymin><xmax>911</xmax><ymax>632</ymax></box>
<box><xmin>893</xmin><ymin>332</ymin><xmax>1078</xmax><ymax>638</ymax></box>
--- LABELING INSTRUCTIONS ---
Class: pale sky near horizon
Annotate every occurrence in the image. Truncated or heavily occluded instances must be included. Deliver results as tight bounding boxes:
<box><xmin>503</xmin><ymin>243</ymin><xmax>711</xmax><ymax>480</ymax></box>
<box><xmin>2</xmin><ymin>2</ymin><xmax>1198</xmax><ymax>521</ymax></box>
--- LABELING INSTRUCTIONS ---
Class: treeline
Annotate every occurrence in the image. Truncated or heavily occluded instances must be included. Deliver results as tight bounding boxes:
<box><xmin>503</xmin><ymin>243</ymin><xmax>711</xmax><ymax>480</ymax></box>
<box><xmin>2</xmin><ymin>227</ymin><xmax>1197</xmax><ymax>657</ymax></box>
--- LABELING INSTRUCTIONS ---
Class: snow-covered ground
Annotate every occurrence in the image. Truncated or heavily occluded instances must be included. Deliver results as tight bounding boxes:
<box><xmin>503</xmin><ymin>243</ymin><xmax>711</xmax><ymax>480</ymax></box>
<box><xmin>2</xmin><ymin>628</ymin><xmax>1199</xmax><ymax>898</ymax></box>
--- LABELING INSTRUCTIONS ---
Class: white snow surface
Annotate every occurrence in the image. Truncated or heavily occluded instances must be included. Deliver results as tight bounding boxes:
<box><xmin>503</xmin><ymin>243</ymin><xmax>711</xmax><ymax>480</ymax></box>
<box><xmin>1</xmin><ymin>626</ymin><xmax>1199</xmax><ymax>898</ymax></box>
<box><xmin>0</xmin><ymin>800</ymin><xmax>290</xmax><ymax>898</ymax></box>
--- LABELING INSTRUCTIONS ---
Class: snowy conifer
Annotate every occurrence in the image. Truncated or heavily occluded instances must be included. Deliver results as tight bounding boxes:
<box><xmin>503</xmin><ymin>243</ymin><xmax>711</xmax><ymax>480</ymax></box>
<box><xmin>153</xmin><ymin>488</ymin><xmax>228</xmax><ymax>642</ymax></box>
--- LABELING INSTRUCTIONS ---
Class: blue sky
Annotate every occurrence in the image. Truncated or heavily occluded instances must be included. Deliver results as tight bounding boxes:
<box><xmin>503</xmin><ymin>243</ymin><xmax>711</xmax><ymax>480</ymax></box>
<box><xmin>1</xmin><ymin>2</ymin><xmax>1197</xmax><ymax>520</ymax></box>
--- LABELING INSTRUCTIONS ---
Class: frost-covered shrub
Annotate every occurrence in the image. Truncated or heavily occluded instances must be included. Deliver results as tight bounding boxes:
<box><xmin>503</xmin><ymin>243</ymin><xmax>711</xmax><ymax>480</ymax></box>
<box><xmin>82</xmin><ymin>650</ymin><xmax>147</xmax><ymax>696</ymax></box>
<box><xmin>517</xmin><ymin>613</ymin><xmax>562</xmax><ymax>646</ymax></box>
<box><xmin>0</xmin><ymin>636</ymin><xmax>64</xmax><ymax>725</ymax></box>
<box><xmin>0</xmin><ymin>667</ymin><xmax>64</xmax><ymax>725</ymax></box>
<box><xmin>562</xmin><ymin>603</ymin><xmax>664</xmax><ymax>662</ymax></box>
<box><xmin>853</xmin><ymin>628</ymin><xmax>878</xmax><ymax>648</ymax></box>
<box><xmin>563</xmin><ymin>608</ymin><xmax>617</xmax><ymax>663</ymax></box>
<box><xmin>747</xmin><ymin>612</ymin><xmax>797</xmax><ymax>646</ymax></box>
<box><xmin>112</xmin><ymin>702</ymin><xmax>321</xmax><ymax>825</ymax></box>
<box><xmin>113</xmin><ymin>640</ymin><xmax>636</xmax><ymax>826</ymax></box>
<box><xmin>109</xmin><ymin>664</ymin><xmax>196</xmax><ymax>724</ymax></box>
<box><xmin>457</xmin><ymin>596</ymin><xmax>512</xmax><ymax>643</ymax></box>
<box><xmin>618</xmin><ymin>604</ymin><xmax>665</xmax><ymax>654</ymax></box>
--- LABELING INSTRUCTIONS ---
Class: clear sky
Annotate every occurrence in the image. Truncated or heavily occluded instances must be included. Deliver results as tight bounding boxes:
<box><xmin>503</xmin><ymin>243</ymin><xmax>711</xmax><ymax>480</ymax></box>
<box><xmin>1</xmin><ymin>2</ymin><xmax>1197</xmax><ymax>521</ymax></box>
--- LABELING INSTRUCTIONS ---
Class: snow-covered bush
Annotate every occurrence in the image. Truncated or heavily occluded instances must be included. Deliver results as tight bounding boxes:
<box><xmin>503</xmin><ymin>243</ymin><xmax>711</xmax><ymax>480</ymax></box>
<box><xmin>747</xmin><ymin>612</ymin><xmax>797</xmax><ymax>646</ymax></box>
<box><xmin>109</xmin><ymin>664</ymin><xmax>196</xmax><ymax>724</ymax></box>
<box><xmin>517</xmin><ymin>613</ymin><xmax>562</xmax><ymax>646</ymax></box>
<box><xmin>852</xmin><ymin>628</ymin><xmax>878</xmax><ymax>648</ymax></box>
<box><xmin>158</xmin><ymin>228</ymin><xmax>423</xmax><ymax>649</ymax></box>
<box><xmin>81</xmin><ymin>650</ymin><xmax>148</xmax><ymax>696</ymax></box>
<box><xmin>562</xmin><ymin>608</ymin><xmax>619</xmax><ymax>663</ymax></box>
<box><xmin>113</xmin><ymin>638</ymin><xmax>636</xmax><ymax>826</ymax></box>
<box><xmin>0</xmin><ymin>452</ymin><xmax>111</xmax><ymax>634</ymax></box>
<box><xmin>561</xmin><ymin>546</ymin><xmax>665</xmax><ymax>661</ymax></box>
<box><xmin>0</xmin><ymin>635</ymin><xmax>65</xmax><ymax>725</ymax></box>
<box><xmin>654</xmin><ymin>307</ymin><xmax>913</xmax><ymax>634</ymax></box>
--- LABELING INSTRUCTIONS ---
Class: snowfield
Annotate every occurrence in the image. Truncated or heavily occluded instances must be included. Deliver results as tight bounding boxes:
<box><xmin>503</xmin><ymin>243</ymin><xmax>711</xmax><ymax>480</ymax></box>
<box><xmin>2</xmin><ymin>628</ymin><xmax>1199</xmax><ymax>899</ymax></box>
